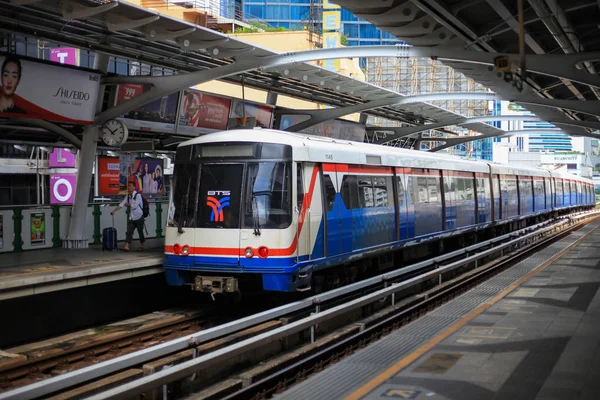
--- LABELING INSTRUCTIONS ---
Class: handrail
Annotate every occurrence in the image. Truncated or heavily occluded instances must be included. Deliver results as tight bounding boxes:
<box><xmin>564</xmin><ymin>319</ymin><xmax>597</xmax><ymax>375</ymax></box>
<box><xmin>0</xmin><ymin>200</ymin><xmax>169</xmax><ymax>210</ymax></box>
<box><xmin>3</xmin><ymin>210</ymin><xmax>597</xmax><ymax>400</ymax></box>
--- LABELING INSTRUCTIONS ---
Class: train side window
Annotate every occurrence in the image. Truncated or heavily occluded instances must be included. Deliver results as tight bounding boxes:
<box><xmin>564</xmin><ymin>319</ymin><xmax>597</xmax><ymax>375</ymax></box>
<box><xmin>484</xmin><ymin>176</ymin><xmax>491</xmax><ymax>200</ymax></box>
<box><xmin>296</xmin><ymin>163</ymin><xmax>304</xmax><ymax>210</ymax></box>
<box><xmin>464</xmin><ymin>178</ymin><xmax>474</xmax><ymax>201</ymax></box>
<box><xmin>323</xmin><ymin>175</ymin><xmax>336</xmax><ymax>212</ymax></box>
<box><xmin>396</xmin><ymin>177</ymin><xmax>405</xmax><ymax>206</ymax></box>
<box><xmin>373</xmin><ymin>176</ymin><xmax>391</xmax><ymax>207</ymax></box>
<box><xmin>358</xmin><ymin>176</ymin><xmax>373</xmax><ymax>208</ymax></box>
<box><xmin>445</xmin><ymin>176</ymin><xmax>456</xmax><ymax>202</ymax></box>
<box><xmin>341</xmin><ymin>175</ymin><xmax>359</xmax><ymax>209</ymax></box>
<box><xmin>427</xmin><ymin>177</ymin><xmax>439</xmax><ymax>202</ymax></box>
<box><xmin>407</xmin><ymin>176</ymin><xmax>415</xmax><ymax>205</ymax></box>
<box><xmin>457</xmin><ymin>178</ymin><xmax>466</xmax><ymax>200</ymax></box>
<box><xmin>417</xmin><ymin>177</ymin><xmax>429</xmax><ymax>203</ymax></box>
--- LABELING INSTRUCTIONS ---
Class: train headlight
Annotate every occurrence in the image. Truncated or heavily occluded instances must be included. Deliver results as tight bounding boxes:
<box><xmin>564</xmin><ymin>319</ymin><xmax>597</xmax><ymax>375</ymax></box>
<box><xmin>245</xmin><ymin>247</ymin><xmax>254</xmax><ymax>258</ymax></box>
<box><xmin>258</xmin><ymin>246</ymin><xmax>269</xmax><ymax>258</ymax></box>
<box><xmin>173</xmin><ymin>243</ymin><xmax>182</xmax><ymax>255</ymax></box>
<box><xmin>182</xmin><ymin>245</ymin><xmax>190</xmax><ymax>256</ymax></box>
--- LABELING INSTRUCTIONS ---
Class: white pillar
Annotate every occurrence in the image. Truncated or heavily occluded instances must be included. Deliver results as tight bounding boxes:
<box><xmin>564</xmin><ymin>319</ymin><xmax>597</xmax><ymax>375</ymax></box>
<box><xmin>63</xmin><ymin>53</ymin><xmax>110</xmax><ymax>248</ymax></box>
<box><xmin>63</xmin><ymin>126</ymin><xmax>98</xmax><ymax>248</ymax></box>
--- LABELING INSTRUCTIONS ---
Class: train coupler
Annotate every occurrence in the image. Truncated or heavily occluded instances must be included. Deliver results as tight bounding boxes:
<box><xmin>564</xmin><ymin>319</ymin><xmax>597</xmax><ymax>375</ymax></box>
<box><xmin>194</xmin><ymin>276</ymin><xmax>238</xmax><ymax>298</ymax></box>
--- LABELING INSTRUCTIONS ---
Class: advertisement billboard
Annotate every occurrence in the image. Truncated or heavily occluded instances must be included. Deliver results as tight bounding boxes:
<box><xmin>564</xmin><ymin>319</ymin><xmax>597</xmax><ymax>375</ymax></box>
<box><xmin>0</xmin><ymin>54</ymin><xmax>100</xmax><ymax>124</ymax></box>
<box><xmin>229</xmin><ymin>99</ymin><xmax>273</xmax><ymax>129</ymax></box>
<box><xmin>114</xmin><ymin>84</ymin><xmax>179</xmax><ymax>133</ymax></box>
<box><xmin>177</xmin><ymin>89</ymin><xmax>231</xmax><ymax>136</ymax></box>
<box><xmin>97</xmin><ymin>156</ymin><xmax>165</xmax><ymax>197</ymax></box>
<box><xmin>50</xmin><ymin>174</ymin><xmax>77</xmax><ymax>205</ymax></box>
<box><xmin>280</xmin><ymin>114</ymin><xmax>366</xmax><ymax>142</ymax></box>
<box><xmin>129</xmin><ymin>158</ymin><xmax>165</xmax><ymax>197</ymax></box>
<box><xmin>30</xmin><ymin>213</ymin><xmax>45</xmax><ymax>246</ymax></box>
<box><xmin>97</xmin><ymin>156</ymin><xmax>121</xmax><ymax>196</ymax></box>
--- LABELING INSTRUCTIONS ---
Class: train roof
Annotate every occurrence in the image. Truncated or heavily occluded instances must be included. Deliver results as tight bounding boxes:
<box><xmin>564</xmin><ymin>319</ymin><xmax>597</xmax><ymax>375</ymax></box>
<box><xmin>179</xmin><ymin>129</ymin><xmax>593</xmax><ymax>184</ymax></box>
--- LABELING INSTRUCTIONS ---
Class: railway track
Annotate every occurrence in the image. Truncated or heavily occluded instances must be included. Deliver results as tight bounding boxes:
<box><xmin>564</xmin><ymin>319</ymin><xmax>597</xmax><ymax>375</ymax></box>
<box><xmin>1</xmin><ymin>211</ymin><xmax>597</xmax><ymax>400</ymax></box>
<box><xmin>0</xmin><ymin>309</ymin><xmax>217</xmax><ymax>392</ymax></box>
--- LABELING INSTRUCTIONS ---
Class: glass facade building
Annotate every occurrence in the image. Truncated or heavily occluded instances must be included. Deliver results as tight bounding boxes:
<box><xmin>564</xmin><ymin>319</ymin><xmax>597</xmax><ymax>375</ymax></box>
<box><xmin>240</xmin><ymin>0</ymin><xmax>401</xmax><ymax>46</ymax></box>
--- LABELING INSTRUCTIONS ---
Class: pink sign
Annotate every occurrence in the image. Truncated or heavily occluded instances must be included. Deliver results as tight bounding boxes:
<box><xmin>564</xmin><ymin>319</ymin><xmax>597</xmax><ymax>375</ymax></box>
<box><xmin>50</xmin><ymin>48</ymin><xmax>79</xmax><ymax>66</ymax></box>
<box><xmin>50</xmin><ymin>174</ymin><xmax>77</xmax><ymax>204</ymax></box>
<box><xmin>49</xmin><ymin>148</ymin><xmax>76</xmax><ymax>168</ymax></box>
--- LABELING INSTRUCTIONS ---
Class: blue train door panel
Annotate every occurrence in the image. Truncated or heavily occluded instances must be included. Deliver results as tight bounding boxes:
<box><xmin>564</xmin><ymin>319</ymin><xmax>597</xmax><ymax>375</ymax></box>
<box><xmin>555</xmin><ymin>179</ymin><xmax>563</xmax><ymax>208</ymax></box>
<box><xmin>492</xmin><ymin>175</ymin><xmax>501</xmax><ymax>222</ymax></box>
<box><xmin>395</xmin><ymin>168</ymin><xmax>409</xmax><ymax>240</ymax></box>
<box><xmin>518</xmin><ymin>176</ymin><xmax>533</xmax><ymax>215</ymax></box>
<box><xmin>412</xmin><ymin>168</ymin><xmax>443</xmax><ymax>236</ymax></box>
<box><xmin>341</xmin><ymin>165</ymin><xmax>396</xmax><ymax>251</ymax></box>
<box><xmin>443</xmin><ymin>170</ymin><xmax>456</xmax><ymax>230</ymax></box>
<box><xmin>544</xmin><ymin>178</ymin><xmax>552</xmax><ymax>211</ymax></box>
<box><xmin>322</xmin><ymin>163</ymin><xmax>344</xmax><ymax>257</ymax></box>
<box><xmin>476</xmin><ymin>173</ymin><xmax>491</xmax><ymax>224</ymax></box>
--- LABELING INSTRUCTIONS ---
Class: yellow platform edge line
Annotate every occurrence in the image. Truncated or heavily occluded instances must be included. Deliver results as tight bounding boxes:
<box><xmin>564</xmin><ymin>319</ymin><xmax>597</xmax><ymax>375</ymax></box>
<box><xmin>344</xmin><ymin>218</ymin><xmax>600</xmax><ymax>400</ymax></box>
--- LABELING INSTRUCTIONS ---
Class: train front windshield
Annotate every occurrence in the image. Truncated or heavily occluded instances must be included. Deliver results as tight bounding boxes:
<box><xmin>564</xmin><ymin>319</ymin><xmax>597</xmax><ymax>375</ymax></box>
<box><xmin>169</xmin><ymin>142</ymin><xmax>292</xmax><ymax>230</ymax></box>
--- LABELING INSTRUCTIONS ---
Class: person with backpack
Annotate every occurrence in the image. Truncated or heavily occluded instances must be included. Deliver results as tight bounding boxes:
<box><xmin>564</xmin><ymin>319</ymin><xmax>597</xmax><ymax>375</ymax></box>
<box><xmin>111</xmin><ymin>181</ymin><xmax>146</xmax><ymax>251</ymax></box>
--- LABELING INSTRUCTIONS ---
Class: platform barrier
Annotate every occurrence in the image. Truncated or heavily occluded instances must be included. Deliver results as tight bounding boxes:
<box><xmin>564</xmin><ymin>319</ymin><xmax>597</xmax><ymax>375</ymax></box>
<box><xmin>0</xmin><ymin>201</ymin><xmax>167</xmax><ymax>254</ymax></box>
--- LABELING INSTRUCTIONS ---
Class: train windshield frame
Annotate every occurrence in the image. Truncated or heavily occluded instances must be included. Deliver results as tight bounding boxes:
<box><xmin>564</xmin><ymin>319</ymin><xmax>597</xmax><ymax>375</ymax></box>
<box><xmin>170</xmin><ymin>142</ymin><xmax>293</xmax><ymax>230</ymax></box>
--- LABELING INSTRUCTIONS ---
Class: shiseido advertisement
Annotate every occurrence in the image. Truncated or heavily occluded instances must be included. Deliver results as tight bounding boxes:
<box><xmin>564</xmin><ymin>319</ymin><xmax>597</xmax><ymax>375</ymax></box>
<box><xmin>0</xmin><ymin>53</ymin><xmax>100</xmax><ymax>124</ymax></box>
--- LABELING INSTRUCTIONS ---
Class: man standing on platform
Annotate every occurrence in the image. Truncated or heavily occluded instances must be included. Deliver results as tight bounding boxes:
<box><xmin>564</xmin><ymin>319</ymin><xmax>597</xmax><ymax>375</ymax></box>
<box><xmin>110</xmin><ymin>181</ymin><xmax>145</xmax><ymax>251</ymax></box>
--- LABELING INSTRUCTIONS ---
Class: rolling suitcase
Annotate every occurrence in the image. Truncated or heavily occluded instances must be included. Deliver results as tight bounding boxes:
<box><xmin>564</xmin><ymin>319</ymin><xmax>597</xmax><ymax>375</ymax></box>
<box><xmin>102</xmin><ymin>215</ymin><xmax>118</xmax><ymax>251</ymax></box>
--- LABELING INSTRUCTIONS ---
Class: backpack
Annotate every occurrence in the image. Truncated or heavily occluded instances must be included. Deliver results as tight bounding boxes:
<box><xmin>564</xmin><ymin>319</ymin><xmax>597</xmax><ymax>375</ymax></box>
<box><xmin>135</xmin><ymin>192</ymin><xmax>150</xmax><ymax>218</ymax></box>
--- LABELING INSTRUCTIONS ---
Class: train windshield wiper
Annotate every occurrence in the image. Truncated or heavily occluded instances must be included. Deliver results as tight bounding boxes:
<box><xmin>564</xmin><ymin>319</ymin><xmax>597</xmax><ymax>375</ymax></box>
<box><xmin>251</xmin><ymin>195</ymin><xmax>261</xmax><ymax>236</ymax></box>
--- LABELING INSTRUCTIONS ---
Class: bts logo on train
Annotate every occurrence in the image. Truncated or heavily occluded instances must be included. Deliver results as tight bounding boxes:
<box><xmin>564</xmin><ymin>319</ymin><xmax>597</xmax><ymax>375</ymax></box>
<box><xmin>206</xmin><ymin>190</ymin><xmax>231</xmax><ymax>222</ymax></box>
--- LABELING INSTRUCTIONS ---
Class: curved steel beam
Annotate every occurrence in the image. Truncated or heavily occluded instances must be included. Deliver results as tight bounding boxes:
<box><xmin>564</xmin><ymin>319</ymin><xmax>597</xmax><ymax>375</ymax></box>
<box><xmin>96</xmin><ymin>45</ymin><xmax>600</xmax><ymax>125</ymax></box>
<box><xmin>370</xmin><ymin>115</ymin><xmax>541</xmax><ymax>144</ymax></box>
<box><xmin>405</xmin><ymin>46</ymin><xmax>600</xmax><ymax>89</ymax></box>
<box><xmin>550</xmin><ymin>119</ymin><xmax>600</xmax><ymax>131</ymax></box>
<box><xmin>428</xmin><ymin>129</ymin><xmax>600</xmax><ymax>152</ymax></box>
<box><xmin>285</xmin><ymin>93</ymin><xmax>499</xmax><ymax>133</ymax></box>
<box><xmin>13</xmin><ymin>118</ymin><xmax>82</xmax><ymax>149</ymax></box>
<box><xmin>508</xmin><ymin>95</ymin><xmax>600</xmax><ymax>117</ymax></box>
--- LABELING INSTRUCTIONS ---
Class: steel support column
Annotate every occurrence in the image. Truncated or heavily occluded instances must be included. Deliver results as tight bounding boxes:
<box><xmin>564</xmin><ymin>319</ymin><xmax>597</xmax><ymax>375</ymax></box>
<box><xmin>63</xmin><ymin>53</ymin><xmax>109</xmax><ymax>248</ymax></box>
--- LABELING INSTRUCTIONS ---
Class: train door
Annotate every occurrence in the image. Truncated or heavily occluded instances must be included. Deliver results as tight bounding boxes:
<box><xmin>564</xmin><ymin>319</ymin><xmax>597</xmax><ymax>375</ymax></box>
<box><xmin>321</xmin><ymin>163</ymin><xmax>347</xmax><ymax>257</ymax></box>
<box><xmin>442</xmin><ymin>170</ymin><xmax>456</xmax><ymax>230</ymax></box>
<box><xmin>395</xmin><ymin>168</ymin><xmax>409</xmax><ymax>240</ymax></box>
<box><xmin>296</xmin><ymin>162</ymin><xmax>324</xmax><ymax>260</ymax></box>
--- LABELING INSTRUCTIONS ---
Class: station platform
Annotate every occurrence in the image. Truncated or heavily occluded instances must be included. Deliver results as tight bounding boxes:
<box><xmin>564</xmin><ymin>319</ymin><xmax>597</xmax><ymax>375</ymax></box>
<box><xmin>276</xmin><ymin>218</ymin><xmax>600</xmax><ymax>400</ymax></box>
<box><xmin>0</xmin><ymin>239</ymin><xmax>164</xmax><ymax>300</ymax></box>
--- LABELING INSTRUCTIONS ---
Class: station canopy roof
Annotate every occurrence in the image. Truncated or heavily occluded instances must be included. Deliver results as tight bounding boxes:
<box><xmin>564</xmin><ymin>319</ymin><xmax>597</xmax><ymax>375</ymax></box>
<box><xmin>0</xmin><ymin>0</ymin><xmax>502</xmax><ymax>148</ymax></box>
<box><xmin>332</xmin><ymin>0</ymin><xmax>600</xmax><ymax>138</ymax></box>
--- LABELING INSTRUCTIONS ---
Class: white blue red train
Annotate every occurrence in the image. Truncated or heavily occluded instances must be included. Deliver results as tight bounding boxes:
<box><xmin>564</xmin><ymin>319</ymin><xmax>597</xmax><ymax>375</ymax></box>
<box><xmin>164</xmin><ymin>129</ymin><xmax>595</xmax><ymax>295</ymax></box>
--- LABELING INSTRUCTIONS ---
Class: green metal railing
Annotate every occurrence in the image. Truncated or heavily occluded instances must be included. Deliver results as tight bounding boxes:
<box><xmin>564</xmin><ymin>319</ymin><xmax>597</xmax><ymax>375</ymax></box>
<box><xmin>1</xmin><ymin>201</ymin><xmax>167</xmax><ymax>253</ymax></box>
